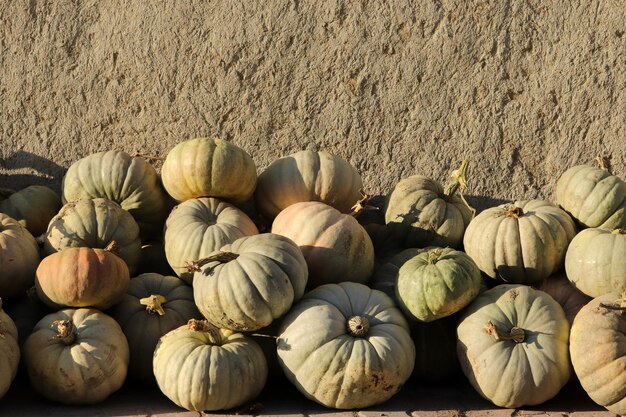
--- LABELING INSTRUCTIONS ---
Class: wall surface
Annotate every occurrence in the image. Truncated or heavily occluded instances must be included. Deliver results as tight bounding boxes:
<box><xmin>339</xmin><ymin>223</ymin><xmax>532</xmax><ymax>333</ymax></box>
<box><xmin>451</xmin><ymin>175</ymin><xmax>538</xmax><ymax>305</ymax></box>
<box><xmin>1</xmin><ymin>0</ymin><xmax>624</xmax><ymax>210</ymax></box>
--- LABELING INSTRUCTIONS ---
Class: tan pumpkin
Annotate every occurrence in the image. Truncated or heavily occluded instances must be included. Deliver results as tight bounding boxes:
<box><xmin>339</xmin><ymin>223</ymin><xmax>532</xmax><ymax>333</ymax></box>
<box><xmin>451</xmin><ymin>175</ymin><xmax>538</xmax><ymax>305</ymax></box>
<box><xmin>0</xmin><ymin>185</ymin><xmax>61</xmax><ymax>237</ymax></box>
<box><xmin>0</xmin><ymin>298</ymin><xmax>19</xmax><ymax>399</ymax></box>
<box><xmin>539</xmin><ymin>272</ymin><xmax>591</xmax><ymax>325</ymax></box>
<box><xmin>0</xmin><ymin>213</ymin><xmax>40</xmax><ymax>298</ymax></box>
<box><xmin>272</xmin><ymin>201</ymin><xmax>374</xmax><ymax>288</ymax></box>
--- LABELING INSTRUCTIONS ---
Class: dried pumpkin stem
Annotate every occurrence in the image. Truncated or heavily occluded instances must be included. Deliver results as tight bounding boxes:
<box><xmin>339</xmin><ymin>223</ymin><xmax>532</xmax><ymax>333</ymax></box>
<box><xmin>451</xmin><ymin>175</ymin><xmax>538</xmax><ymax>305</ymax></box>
<box><xmin>347</xmin><ymin>316</ymin><xmax>370</xmax><ymax>337</ymax></box>
<box><xmin>350</xmin><ymin>189</ymin><xmax>379</xmax><ymax>217</ymax></box>
<box><xmin>503</xmin><ymin>205</ymin><xmax>524</xmax><ymax>218</ymax></box>
<box><xmin>596</xmin><ymin>155</ymin><xmax>612</xmax><ymax>173</ymax></box>
<box><xmin>444</xmin><ymin>161</ymin><xmax>476</xmax><ymax>218</ymax></box>
<box><xmin>188</xmin><ymin>319</ymin><xmax>223</xmax><ymax>345</ymax></box>
<box><xmin>140</xmin><ymin>294</ymin><xmax>167</xmax><ymax>316</ymax></box>
<box><xmin>52</xmin><ymin>320</ymin><xmax>77</xmax><ymax>345</ymax></box>
<box><xmin>484</xmin><ymin>321</ymin><xmax>525</xmax><ymax>343</ymax></box>
<box><xmin>104</xmin><ymin>240</ymin><xmax>120</xmax><ymax>255</ymax></box>
<box><xmin>185</xmin><ymin>251</ymin><xmax>239</xmax><ymax>275</ymax></box>
<box><xmin>427</xmin><ymin>248</ymin><xmax>444</xmax><ymax>265</ymax></box>
<box><xmin>613</xmin><ymin>229</ymin><xmax>626</xmax><ymax>235</ymax></box>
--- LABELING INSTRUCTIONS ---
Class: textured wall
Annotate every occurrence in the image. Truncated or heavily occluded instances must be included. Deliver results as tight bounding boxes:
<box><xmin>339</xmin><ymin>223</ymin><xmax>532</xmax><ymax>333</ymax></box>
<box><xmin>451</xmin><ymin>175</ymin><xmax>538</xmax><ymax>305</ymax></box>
<box><xmin>1</xmin><ymin>0</ymin><xmax>624</xmax><ymax>210</ymax></box>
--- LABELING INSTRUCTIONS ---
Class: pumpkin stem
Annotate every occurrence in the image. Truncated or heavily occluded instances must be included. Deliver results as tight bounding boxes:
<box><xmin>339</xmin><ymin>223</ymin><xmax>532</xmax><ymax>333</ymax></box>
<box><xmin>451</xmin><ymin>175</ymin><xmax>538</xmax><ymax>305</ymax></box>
<box><xmin>350</xmin><ymin>189</ymin><xmax>379</xmax><ymax>217</ymax></box>
<box><xmin>613</xmin><ymin>229</ymin><xmax>626</xmax><ymax>235</ymax></box>
<box><xmin>596</xmin><ymin>155</ymin><xmax>612</xmax><ymax>173</ymax></box>
<box><xmin>484</xmin><ymin>321</ymin><xmax>525</xmax><ymax>343</ymax></box>
<box><xmin>503</xmin><ymin>205</ymin><xmax>524</xmax><ymax>218</ymax></box>
<box><xmin>347</xmin><ymin>316</ymin><xmax>370</xmax><ymax>337</ymax></box>
<box><xmin>104</xmin><ymin>240</ymin><xmax>120</xmax><ymax>255</ymax></box>
<box><xmin>188</xmin><ymin>319</ymin><xmax>223</xmax><ymax>345</ymax></box>
<box><xmin>140</xmin><ymin>294</ymin><xmax>167</xmax><ymax>316</ymax></box>
<box><xmin>52</xmin><ymin>320</ymin><xmax>77</xmax><ymax>345</ymax></box>
<box><xmin>427</xmin><ymin>248</ymin><xmax>445</xmax><ymax>265</ymax></box>
<box><xmin>186</xmin><ymin>252</ymin><xmax>240</xmax><ymax>276</ymax></box>
<box><xmin>444</xmin><ymin>161</ymin><xmax>476</xmax><ymax>218</ymax></box>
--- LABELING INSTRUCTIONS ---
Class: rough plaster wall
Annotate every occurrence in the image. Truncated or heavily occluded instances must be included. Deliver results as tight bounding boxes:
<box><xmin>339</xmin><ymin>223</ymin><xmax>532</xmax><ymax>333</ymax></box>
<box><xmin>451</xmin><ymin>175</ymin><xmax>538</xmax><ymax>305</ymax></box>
<box><xmin>1</xmin><ymin>0</ymin><xmax>624</xmax><ymax>211</ymax></box>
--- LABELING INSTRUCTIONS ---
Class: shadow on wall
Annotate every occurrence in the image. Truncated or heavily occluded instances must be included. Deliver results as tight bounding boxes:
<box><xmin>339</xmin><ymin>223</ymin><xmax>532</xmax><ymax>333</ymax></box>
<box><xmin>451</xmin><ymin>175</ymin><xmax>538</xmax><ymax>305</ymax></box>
<box><xmin>0</xmin><ymin>151</ymin><xmax>66</xmax><ymax>192</ymax></box>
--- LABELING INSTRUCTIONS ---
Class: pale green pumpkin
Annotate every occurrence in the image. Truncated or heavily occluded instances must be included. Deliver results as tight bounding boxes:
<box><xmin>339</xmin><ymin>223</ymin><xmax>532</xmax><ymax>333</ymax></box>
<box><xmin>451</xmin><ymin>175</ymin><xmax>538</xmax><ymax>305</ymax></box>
<box><xmin>370</xmin><ymin>247</ymin><xmax>422</xmax><ymax>299</ymax></box>
<box><xmin>0</xmin><ymin>213</ymin><xmax>40</xmax><ymax>298</ymax></box>
<box><xmin>0</xmin><ymin>185</ymin><xmax>61</xmax><ymax>237</ymax></box>
<box><xmin>0</xmin><ymin>298</ymin><xmax>19</xmax><ymax>399</ymax></box>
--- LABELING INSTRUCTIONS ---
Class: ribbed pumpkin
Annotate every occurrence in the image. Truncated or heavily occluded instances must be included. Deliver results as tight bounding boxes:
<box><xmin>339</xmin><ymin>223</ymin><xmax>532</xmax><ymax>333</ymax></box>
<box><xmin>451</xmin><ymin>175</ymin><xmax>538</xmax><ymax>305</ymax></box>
<box><xmin>110</xmin><ymin>273</ymin><xmax>201</xmax><ymax>382</ymax></box>
<box><xmin>272</xmin><ymin>202</ymin><xmax>374</xmax><ymax>288</ymax></box>
<box><xmin>43</xmin><ymin>198</ymin><xmax>141</xmax><ymax>275</ymax></box>
<box><xmin>192</xmin><ymin>233</ymin><xmax>308</xmax><ymax>331</ymax></box>
<box><xmin>164</xmin><ymin>197</ymin><xmax>258</xmax><ymax>284</ymax></box>
<box><xmin>457</xmin><ymin>284</ymin><xmax>570</xmax><ymax>408</ymax></box>
<box><xmin>539</xmin><ymin>272</ymin><xmax>591</xmax><ymax>325</ymax></box>
<box><xmin>556</xmin><ymin>164</ymin><xmax>626</xmax><ymax>229</ymax></box>
<box><xmin>463</xmin><ymin>200</ymin><xmax>577</xmax><ymax>284</ymax></box>
<box><xmin>255</xmin><ymin>150</ymin><xmax>363</xmax><ymax>219</ymax></box>
<box><xmin>23</xmin><ymin>308</ymin><xmax>129</xmax><ymax>404</ymax></box>
<box><xmin>570</xmin><ymin>293</ymin><xmax>626</xmax><ymax>415</ymax></box>
<box><xmin>565</xmin><ymin>228</ymin><xmax>626</xmax><ymax>298</ymax></box>
<box><xmin>161</xmin><ymin>138</ymin><xmax>257</xmax><ymax>204</ymax></box>
<box><xmin>35</xmin><ymin>246</ymin><xmax>130</xmax><ymax>310</ymax></box>
<box><xmin>370</xmin><ymin>247</ymin><xmax>422</xmax><ymax>298</ymax></box>
<box><xmin>153</xmin><ymin>319</ymin><xmax>268</xmax><ymax>411</ymax></box>
<box><xmin>396</xmin><ymin>247</ymin><xmax>482</xmax><ymax>322</ymax></box>
<box><xmin>62</xmin><ymin>150</ymin><xmax>169</xmax><ymax>239</ymax></box>
<box><xmin>0</xmin><ymin>298</ymin><xmax>19</xmax><ymax>399</ymax></box>
<box><xmin>277</xmin><ymin>282</ymin><xmax>415</xmax><ymax>409</ymax></box>
<box><xmin>0</xmin><ymin>185</ymin><xmax>61</xmax><ymax>236</ymax></box>
<box><xmin>0</xmin><ymin>213</ymin><xmax>40</xmax><ymax>298</ymax></box>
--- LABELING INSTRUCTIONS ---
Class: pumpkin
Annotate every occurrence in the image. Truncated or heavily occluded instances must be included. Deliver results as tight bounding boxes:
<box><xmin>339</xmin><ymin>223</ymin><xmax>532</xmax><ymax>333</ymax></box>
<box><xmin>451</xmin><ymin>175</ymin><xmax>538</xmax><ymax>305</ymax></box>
<box><xmin>24</xmin><ymin>309</ymin><xmax>129</xmax><ymax>404</ymax></box>
<box><xmin>43</xmin><ymin>198</ymin><xmax>141</xmax><ymax>275</ymax></box>
<box><xmin>0</xmin><ymin>298</ymin><xmax>19</xmax><ymax>399</ymax></box>
<box><xmin>110</xmin><ymin>273</ymin><xmax>201</xmax><ymax>382</ymax></box>
<box><xmin>384</xmin><ymin>162</ymin><xmax>474</xmax><ymax>249</ymax></box>
<box><xmin>570</xmin><ymin>293</ymin><xmax>626</xmax><ymax>415</ymax></box>
<box><xmin>62</xmin><ymin>150</ymin><xmax>169</xmax><ymax>239</ymax></box>
<box><xmin>153</xmin><ymin>319</ymin><xmax>268</xmax><ymax>411</ymax></box>
<box><xmin>539</xmin><ymin>272</ymin><xmax>591</xmax><ymax>325</ymax></box>
<box><xmin>396</xmin><ymin>247</ymin><xmax>482</xmax><ymax>322</ymax></box>
<box><xmin>0</xmin><ymin>213</ymin><xmax>40</xmax><ymax>298</ymax></box>
<box><xmin>564</xmin><ymin>228</ymin><xmax>626</xmax><ymax>298</ymax></box>
<box><xmin>370</xmin><ymin>247</ymin><xmax>422</xmax><ymax>299</ymax></box>
<box><xmin>164</xmin><ymin>197</ymin><xmax>258</xmax><ymax>284</ymax></box>
<box><xmin>457</xmin><ymin>284</ymin><xmax>570</xmax><ymax>408</ymax></box>
<box><xmin>192</xmin><ymin>233</ymin><xmax>308</xmax><ymax>331</ymax></box>
<box><xmin>255</xmin><ymin>150</ymin><xmax>363</xmax><ymax>219</ymax></box>
<box><xmin>410</xmin><ymin>314</ymin><xmax>460</xmax><ymax>382</ymax></box>
<box><xmin>277</xmin><ymin>282</ymin><xmax>415</xmax><ymax>409</ymax></box>
<box><xmin>556</xmin><ymin>164</ymin><xmax>626</xmax><ymax>229</ymax></box>
<box><xmin>272</xmin><ymin>202</ymin><xmax>374</xmax><ymax>288</ymax></box>
<box><xmin>136</xmin><ymin>242</ymin><xmax>175</xmax><ymax>276</ymax></box>
<box><xmin>35</xmin><ymin>246</ymin><xmax>129</xmax><ymax>310</ymax></box>
<box><xmin>0</xmin><ymin>185</ymin><xmax>61</xmax><ymax>237</ymax></box>
<box><xmin>161</xmin><ymin>138</ymin><xmax>257</xmax><ymax>204</ymax></box>
<box><xmin>463</xmin><ymin>200</ymin><xmax>577</xmax><ymax>284</ymax></box>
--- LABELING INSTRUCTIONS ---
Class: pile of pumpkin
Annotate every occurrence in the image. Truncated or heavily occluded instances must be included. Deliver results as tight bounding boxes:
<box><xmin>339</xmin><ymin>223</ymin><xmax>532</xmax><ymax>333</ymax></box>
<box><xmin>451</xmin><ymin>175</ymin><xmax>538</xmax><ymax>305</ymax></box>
<box><xmin>0</xmin><ymin>138</ymin><xmax>625</xmax><ymax>413</ymax></box>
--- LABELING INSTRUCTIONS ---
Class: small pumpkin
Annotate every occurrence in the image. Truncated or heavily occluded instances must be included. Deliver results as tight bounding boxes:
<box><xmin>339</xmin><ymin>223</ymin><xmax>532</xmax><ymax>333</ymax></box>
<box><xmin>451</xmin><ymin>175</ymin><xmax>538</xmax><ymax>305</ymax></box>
<box><xmin>0</xmin><ymin>298</ymin><xmax>19</xmax><ymax>399</ymax></box>
<box><xmin>0</xmin><ymin>213</ymin><xmax>40</xmax><ymax>298</ymax></box>
<box><xmin>153</xmin><ymin>319</ymin><xmax>268</xmax><ymax>411</ymax></box>
<box><xmin>161</xmin><ymin>138</ymin><xmax>257</xmax><ymax>204</ymax></box>
<box><xmin>23</xmin><ymin>308</ymin><xmax>129</xmax><ymax>404</ymax></box>
<box><xmin>164</xmin><ymin>197</ymin><xmax>258</xmax><ymax>284</ymax></box>
<box><xmin>272</xmin><ymin>201</ymin><xmax>374</xmax><ymax>288</ymax></box>
<box><xmin>539</xmin><ymin>272</ymin><xmax>591</xmax><ymax>325</ymax></box>
<box><xmin>255</xmin><ymin>150</ymin><xmax>363</xmax><ymax>219</ymax></box>
<box><xmin>463</xmin><ymin>200</ymin><xmax>577</xmax><ymax>284</ymax></box>
<box><xmin>565</xmin><ymin>228</ymin><xmax>626</xmax><ymax>298</ymax></box>
<box><xmin>0</xmin><ymin>185</ymin><xmax>61</xmax><ymax>237</ymax></box>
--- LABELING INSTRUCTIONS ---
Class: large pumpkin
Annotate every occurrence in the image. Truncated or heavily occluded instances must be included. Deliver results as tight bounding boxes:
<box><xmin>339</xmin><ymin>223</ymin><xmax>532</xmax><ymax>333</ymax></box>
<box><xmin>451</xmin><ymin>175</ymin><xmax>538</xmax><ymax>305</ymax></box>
<box><xmin>164</xmin><ymin>197</ymin><xmax>258</xmax><ymax>284</ymax></box>
<box><xmin>564</xmin><ymin>228</ymin><xmax>626</xmax><ymax>298</ymax></box>
<box><xmin>272</xmin><ymin>202</ymin><xmax>374</xmax><ymax>288</ymax></box>
<box><xmin>556</xmin><ymin>164</ymin><xmax>626</xmax><ymax>229</ymax></box>
<box><xmin>153</xmin><ymin>319</ymin><xmax>268</xmax><ymax>411</ymax></box>
<box><xmin>0</xmin><ymin>213</ymin><xmax>40</xmax><ymax>298</ymax></box>
<box><xmin>110</xmin><ymin>273</ymin><xmax>201</xmax><ymax>382</ymax></box>
<box><xmin>570</xmin><ymin>293</ymin><xmax>626</xmax><ymax>415</ymax></box>
<box><xmin>370</xmin><ymin>247</ymin><xmax>422</xmax><ymax>299</ymax></box>
<box><xmin>161</xmin><ymin>138</ymin><xmax>257</xmax><ymax>204</ymax></box>
<box><xmin>35</xmin><ymin>246</ymin><xmax>130</xmax><ymax>310</ymax></box>
<box><xmin>192</xmin><ymin>233</ymin><xmax>308</xmax><ymax>331</ymax></box>
<box><xmin>43</xmin><ymin>198</ymin><xmax>141</xmax><ymax>275</ymax></box>
<box><xmin>463</xmin><ymin>200</ymin><xmax>577</xmax><ymax>284</ymax></box>
<box><xmin>0</xmin><ymin>185</ymin><xmax>61</xmax><ymax>237</ymax></box>
<box><xmin>255</xmin><ymin>150</ymin><xmax>363</xmax><ymax>219</ymax></box>
<box><xmin>62</xmin><ymin>150</ymin><xmax>169</xmax><ymax>239</ymax></box>
<box><xmin>23</xmin><ymin>308</ymin><xmax>129</xmax><ymax>404</ymax></box>
<box><xmin>457</xmin><ymin>284</ymin><xmax>570</xmax><ymax>408</ymax></box>
<box><xmin>277</xmin><ymin>282</ymin><xmax>415</xmax><ymax>409</ymax></box>
<box><xmin>539</xmin><ymin>272</ymin><xmax>591</xmax><ymax>325</ymax></box>
<box><xmin>0</xmin><ymin>298</ymin><xmax>19</xmax><ymax>399</ymax></box>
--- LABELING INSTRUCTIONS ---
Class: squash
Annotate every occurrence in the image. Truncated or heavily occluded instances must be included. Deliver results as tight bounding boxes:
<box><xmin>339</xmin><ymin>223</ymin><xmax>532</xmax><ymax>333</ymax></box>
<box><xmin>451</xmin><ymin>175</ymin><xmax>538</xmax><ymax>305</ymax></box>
<box><xmin>164</xmin><ymin>197</ymin><xmax>258</xmax><ymax>284</ymax></box>
<box><xmin>192</xmin><ymin>233</ymin><xmax>308</xmax><ymax>331</ymax></box>
<box><xmin>0</xmin><ymin>298</ymin><xmax>19</xmax><ymax>399</ymax></box>
<box><xmin>62</xmin><ymin>150</ymin><xmax>169</xmax><ymax>240</ymax></box>
<box><xmin>556</xmin><ymin>164</ymin><xmax>626</xmax><ymax>229</ymax></box>
<box><xmin>539</xmin><ymin>272</ymin><xmax>591</xmax><ymax>325</ymax></box>
<box><xmin>457</xmin><ymin>284</ymin><xmax>570</xmax><ymax>408</ymax></box>
<box><xmin>570</xmin><ymin>293</ymin><xmax>626</xmax><ymax>415</ymax></box>
<box><xmin>161</xmin><ymin>138</ymin><xmax>257</xmax><ymax>204</ymax></box>
<box><xmin>370</xmin><ymin>247</ymin><xmax>422</xmax><ymax>299</ymax></box>
<box><xmin>463</xmin><ymin>200</ymin><xmax>577</xmax><ymax>284</ymax></box>
<box><xmin>0</xmin><ymin>213</ymin><xmax>40</xmax><ymax>298</ymax></box>
<box><xmin>277</xmin><ymin>282</ymin><xmax>415</xmax><ymax>409</ymax></box>
<box><xmin>0</xmin><ymin>185</ymin><xmax>61</xmax><ymax>237</ymax></box>
<box><xmin>35</xmin><ymin>245</ymin><xmax>129</xmax><ymax>310</ymax></box>
<box><xmin>23</xmin><ymin>308</ymin><xmax>129</xmax><ymax>404</ymax></box>
<box><xmin>110</xmin><ymin>273</ymin><xmax>201</xmax><ymax>382</ymax></box>
<box><xmin>565</xmin><ymin>228</ymin><xmax>626</xmax><ymax>298</ymax></box>
<box><xmin>272</xmin><ymin>202</ymin><xmax>374</xmax><ymax>288</ymax></box>
<box><xmin>255</xmin><ymin>150</ymin><xmax>363</xmax><ymax>219</ymax></box>
<box><xmin>43</xmin><ymin>198</ymin><xmax>141</xmax><ymax>275</ymax></box>
<box><xmin>153</xmin><ymin>319</ymin><xmax>267</xmax><ymax>411</ymax></box>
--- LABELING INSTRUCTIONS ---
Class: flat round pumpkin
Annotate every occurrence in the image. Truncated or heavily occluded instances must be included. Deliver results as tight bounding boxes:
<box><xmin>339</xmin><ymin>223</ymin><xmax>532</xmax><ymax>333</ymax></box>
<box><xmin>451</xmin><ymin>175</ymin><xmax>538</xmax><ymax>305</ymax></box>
<box><xmin>0</xmin><ymin>213</ymin><xmax>40</xmax><ymax>298</ymax></box>
<box><xmin>0</xmin><ymin>185</ymin><xmax>61</xmax><ymax>237</ymax></box>
<box><xmin>0</xmin><ymin>298</ymin><xmax>19</xmax><ymax>399</ymax></box>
